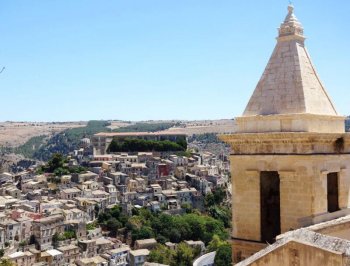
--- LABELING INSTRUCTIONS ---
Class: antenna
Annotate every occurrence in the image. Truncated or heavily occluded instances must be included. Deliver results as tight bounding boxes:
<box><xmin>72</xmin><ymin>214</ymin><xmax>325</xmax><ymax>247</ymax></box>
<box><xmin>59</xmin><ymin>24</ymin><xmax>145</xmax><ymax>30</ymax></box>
<box><xmin>0</xmin><ymin>67</ymin><xmax>5</xmax><ymax>74</ymax></box>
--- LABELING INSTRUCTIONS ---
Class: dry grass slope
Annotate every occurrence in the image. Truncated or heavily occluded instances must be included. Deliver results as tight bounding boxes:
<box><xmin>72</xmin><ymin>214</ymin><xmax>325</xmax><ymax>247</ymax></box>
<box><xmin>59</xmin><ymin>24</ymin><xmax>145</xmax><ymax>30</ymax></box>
<box><xmin>0</xmin><ymin>121</ymin><xmax>86</xmax><ymax>147</ymax></box>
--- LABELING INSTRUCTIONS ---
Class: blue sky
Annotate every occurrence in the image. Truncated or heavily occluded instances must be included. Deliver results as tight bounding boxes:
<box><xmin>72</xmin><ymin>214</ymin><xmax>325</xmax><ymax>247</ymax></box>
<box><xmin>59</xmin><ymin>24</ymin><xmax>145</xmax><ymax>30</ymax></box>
<box><xmin>1</xmin><ymin>1</ymin><xmax>349</xmax><ymax>121</ymax></box>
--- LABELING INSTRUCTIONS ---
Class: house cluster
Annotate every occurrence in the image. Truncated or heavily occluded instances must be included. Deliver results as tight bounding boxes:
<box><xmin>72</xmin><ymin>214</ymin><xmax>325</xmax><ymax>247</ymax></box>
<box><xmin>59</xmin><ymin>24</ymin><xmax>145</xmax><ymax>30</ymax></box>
<box><xmin>0</xmin><ymin>146</ymin><xmax>229</xmax><ymax>266</ymax></box>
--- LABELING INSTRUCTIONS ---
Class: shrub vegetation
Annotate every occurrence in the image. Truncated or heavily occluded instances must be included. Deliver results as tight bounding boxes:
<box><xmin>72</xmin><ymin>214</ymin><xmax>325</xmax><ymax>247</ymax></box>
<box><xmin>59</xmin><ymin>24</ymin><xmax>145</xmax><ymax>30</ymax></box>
<box><xmin>107</xmin><ymin>138</ymin><xmax>187</xmax><ymax>153</ymax></box>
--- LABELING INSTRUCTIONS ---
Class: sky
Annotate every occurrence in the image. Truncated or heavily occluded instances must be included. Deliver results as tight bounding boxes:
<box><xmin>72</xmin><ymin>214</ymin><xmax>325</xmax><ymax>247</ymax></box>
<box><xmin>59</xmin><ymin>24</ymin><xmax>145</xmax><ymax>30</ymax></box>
<box><xmin>1</xmin><ymin>0</ymin><xmax>350</xmax><ymax>122</ymax></box>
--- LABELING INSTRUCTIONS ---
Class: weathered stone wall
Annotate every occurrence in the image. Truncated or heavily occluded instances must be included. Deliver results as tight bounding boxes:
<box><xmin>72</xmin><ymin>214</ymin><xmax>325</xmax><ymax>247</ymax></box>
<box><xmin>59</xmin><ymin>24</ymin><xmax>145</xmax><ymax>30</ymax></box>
<box><xmin>232</xmin><ymin>239</ymin><xmax>267</xmax><ymax>263</ymax></box>
<box><xmin>231</xmin><ymin>165</ymin><xmax>260</xmax><ymax>241</ymax></box>
<box><xmin>249</xmin><ymin>241</ymin><xmax>345</xmax><ymax>266</ymax></box>
<box><xmin>222</xmin><ymin>131</ymin><xmax>350</xmax><ymax>264</ymax></box>
<box><xmin>230</xmin><ymin>154</ymin><xmax>350</xmax><ymax>242</ymax></box>
<box><xmin>307</xmin><ymin>216</ymin><xmax>350</xmax><ymax>241</ymax></box>
<box><xmin>236</xmin><ymin>114</ymin><xmax>345</xmax><ymax>133</ymax></box>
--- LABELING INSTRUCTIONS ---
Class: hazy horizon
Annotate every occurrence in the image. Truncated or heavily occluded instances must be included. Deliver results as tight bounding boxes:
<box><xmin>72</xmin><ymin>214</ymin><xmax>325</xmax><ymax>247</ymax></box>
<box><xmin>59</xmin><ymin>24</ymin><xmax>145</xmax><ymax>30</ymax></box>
<box><xmin>0</xmin><ymin>118</ymin><xmax>235</xmax><ymax>123</ymax></box>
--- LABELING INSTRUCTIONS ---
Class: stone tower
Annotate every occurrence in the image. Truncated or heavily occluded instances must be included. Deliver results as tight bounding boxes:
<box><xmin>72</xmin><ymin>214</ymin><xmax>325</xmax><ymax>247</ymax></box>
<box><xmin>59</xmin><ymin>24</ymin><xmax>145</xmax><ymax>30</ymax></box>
<box><xmin>221</xmin><ymin>5</ymin><xmax>350</xmax><ymax>264</ymax></box>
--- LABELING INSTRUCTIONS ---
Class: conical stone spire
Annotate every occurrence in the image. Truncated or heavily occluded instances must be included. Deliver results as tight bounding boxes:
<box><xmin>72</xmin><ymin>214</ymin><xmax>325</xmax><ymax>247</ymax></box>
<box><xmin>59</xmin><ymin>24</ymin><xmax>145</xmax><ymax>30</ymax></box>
<box><xmin>243</xmin><ymin>5</ymin><xmax>337</xmax><ymax>117</ymax></box>
<box><xmin>237</xmin><ymin>5</ymin><xmax>344</xmax><ymax>133</ymax></box>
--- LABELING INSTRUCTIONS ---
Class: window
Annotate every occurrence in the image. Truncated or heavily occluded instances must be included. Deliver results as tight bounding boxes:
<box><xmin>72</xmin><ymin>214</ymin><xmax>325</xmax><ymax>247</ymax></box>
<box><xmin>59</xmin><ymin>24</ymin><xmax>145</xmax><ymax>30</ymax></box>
<box><xmin>327</xmin><ymin>172</ymin><xmax>339</xmax><ymax>212</ymax></box>
<box><xmin>260</xmin><ymin>171</ymin><xmax>281</xmax><ymax>243</ymax></box>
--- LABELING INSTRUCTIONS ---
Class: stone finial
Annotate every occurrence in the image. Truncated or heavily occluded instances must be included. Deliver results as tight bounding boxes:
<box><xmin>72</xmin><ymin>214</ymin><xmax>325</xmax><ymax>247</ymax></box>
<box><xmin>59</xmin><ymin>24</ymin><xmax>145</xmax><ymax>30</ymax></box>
<box><xmin>278</xmin><ymin>5</ymin><xmax>304</xmax><ymax>41</ymax></box>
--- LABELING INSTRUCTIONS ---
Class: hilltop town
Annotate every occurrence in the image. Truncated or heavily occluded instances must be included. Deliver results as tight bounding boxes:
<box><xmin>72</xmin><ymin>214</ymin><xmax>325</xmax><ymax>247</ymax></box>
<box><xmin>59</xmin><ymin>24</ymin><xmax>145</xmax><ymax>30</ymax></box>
<box><xmin>0</xmin><ymin>128</ymin><xmax>232</xmax><ymax>266</ymax></box>
<box><xmin>1</xmin><ymin>2</ymin><xmax>350</xmax><ymax>266</ymax></box>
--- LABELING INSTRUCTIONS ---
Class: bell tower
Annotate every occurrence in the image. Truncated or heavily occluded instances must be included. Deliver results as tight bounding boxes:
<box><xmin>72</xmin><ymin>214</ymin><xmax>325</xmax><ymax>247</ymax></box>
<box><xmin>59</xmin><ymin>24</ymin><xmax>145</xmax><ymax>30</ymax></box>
<box><xmin>221</xmin><ymin>5</ymin><xmax>350</xmax><ymax>263</ymax></box>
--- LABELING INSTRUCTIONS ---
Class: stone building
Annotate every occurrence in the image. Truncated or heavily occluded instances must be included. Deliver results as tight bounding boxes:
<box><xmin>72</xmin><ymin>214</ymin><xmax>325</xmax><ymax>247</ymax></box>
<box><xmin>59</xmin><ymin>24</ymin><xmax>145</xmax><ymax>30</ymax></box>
<box><xmin>32</xmin><ymin>215</ymin><xmax>65</xmax><ymax>251</ymax></box>
<box><xmin>7</xmin><ymin>251</ymin><xmax>36</xmax><ymax>266</ymax></box>
<box><xmin>57</xmin><ymin>244</ymin><xmax>80</xmax><ymax>264</ymax></box>
<box><xmin>221</xmin><ymin>5</ymin><xmax>350</xmax><ymax>264</ymax></box>
<box><xmin>129</xmin><ymin>249</ymin><xmax>150</xmax><ymax>266</ymax></box>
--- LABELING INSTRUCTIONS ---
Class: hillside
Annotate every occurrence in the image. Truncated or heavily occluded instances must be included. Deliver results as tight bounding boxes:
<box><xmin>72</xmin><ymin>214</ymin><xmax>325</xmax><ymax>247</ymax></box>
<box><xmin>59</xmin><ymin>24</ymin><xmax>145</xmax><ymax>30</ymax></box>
<box><xmin>0</xmin><ymin>120</ymin><xmax>235</xmax><ymax>166</ymax></box>
<box><xmin>0</xmin><ymin>121</ymin><xmax>86</xmax><ymax>147</ymax></box>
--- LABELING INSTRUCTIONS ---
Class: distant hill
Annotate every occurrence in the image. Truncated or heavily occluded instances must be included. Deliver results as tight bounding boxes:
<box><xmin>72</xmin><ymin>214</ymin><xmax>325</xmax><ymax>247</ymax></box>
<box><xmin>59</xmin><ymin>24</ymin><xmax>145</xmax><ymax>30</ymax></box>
<box><xmin>9</xmin><ymin>121</ymin><xmax>181</xmax><ymax>161</ymax></box>
<box><xmin>0</xmin><ymin>121</ymin><xmax>86</xmax><ymax>147</ymax></box>
<box><xmin>9</xmin><ymin>117</ymin><xmax>350</xmax><ymax>163</ymax></box>
<box><xmin>15</xmin><ymin>120</ymin><xmax>112</xmax><ymax>161</ymax></box>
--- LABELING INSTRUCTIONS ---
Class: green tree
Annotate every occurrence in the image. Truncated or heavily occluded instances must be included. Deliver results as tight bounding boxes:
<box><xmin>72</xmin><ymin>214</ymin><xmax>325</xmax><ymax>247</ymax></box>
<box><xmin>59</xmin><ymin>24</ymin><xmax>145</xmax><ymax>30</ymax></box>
<box><xmin>86</xmin><ymin>222</ymin><xmax>97</xmax><ymax>231</ymax></box>
<box><xmin>63</xmin><ymin>230</ymin><xmax>76</xmax><ymax>239</ymax></box>
<box><xmin>149</xmin><ymin>244</ymin><xmax>175</xmax><ymax>265</ymax></box>
<box><xmin>205</xmin><ymin>188</ymin><xmax>226</xmax><ymax>207</ymax></box>
<box><xmin>181</xmin><ymin>203</ymin><xmax>193</xmax><ymax>213</ymax></box>
<box><xmin>214</xmin><ymin>243</ymin><xmax>232</xmax><ymax>266</ymax></box>
<box><xmin>192</xmin><ymin>245</ymin><xmax>202</xmax><ymax>259</ymax></box>
<box><xmin>171</xmin><ymin>242</ymin><xmax>194</xmax><ymax>266</ymax></box>
<box><xmin>204</xmin><ymin>187</ymin><xmax>231</xmax><ymax>229</ymax></box>
<box><xmin>207</xmin><ymin>205</ymin><xmax>231</xmax><ymax>228</ymax></box>
<box><xmin>205</xmin><ymin>193</ymin><xmax>215</xmax><ymax>208</ymax></box>
<box><xmin>96</xmin><ymin>207</ymin><xmax>228</xmax><ymax>246</ymax></box>
<box><xmin>53</xmin><ymin>167</ymin><xmax>70</xmax><ymax>177</ymax></box>
<box><xmin>19</xmin><ymin>240</ymin><xmax>27</xmax><ymax>251</ymax></box>
<box><xmin>176</xmin><ymin>137</ymin><xmax>187</xmax><ymax>150</ymax></box>
<box><xmin>207</xmin><ymin>234</ymin><xmax>227</xmax><ymax>252</ymax></box>
<box><xmin>114</xmin><ymin>122</ymin><xmax>178</xmax><ymax>133</ymax></box>
<box><xmin>132</xmin><ymin>226</ymin><xmax>155</xmax><ymax>241</ymax></box>
<box><xmin>108</xmin><ymin>139</ymin><xmax>122</xmax><ymax>152</ymax></box>
<box><xmin>52</xmin><ymin>233</ymin><xmax>59</xmax><ymax>248</ymax></box>
<box><xmin>168</xmin><ymin>228</ymin><xmax>182</xmax><ymax>243</ymax></box>
<box><xmin>0</xmin><ymin>259</ymin><xmax>15</xmax><ymax>266</ymax></box>
<box><xmin>107</xmin><ymin>138</ymin><xmax>186</xmax><ymax>153</ymax></box>
<box><xmin>155</xmin><ymin>235</ymin><xmax>167</xmax><ymax>244</ymax></box>
<box><xmin>106</xmin><ymin>218</ymin><xmax>122</xmax><ymax>236</ymax></box>
<box><xmin>68</xmin><ymin>165</ymin><xmax>87</xmax><ymax>174</ymax></box>
<box><xmin>47</xmin><ymin>153</ymin><xmax>65</xmax><ymax>172</ymax></box>
<box><xmin>213</xmin><ymin>187</ymin><xmax>226</xmax><ymax>204</ymax></box>
<box><xmin>176</xmin><ymin>150</ymin><xmax>192</xmax><ymax>157</ymax></box>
